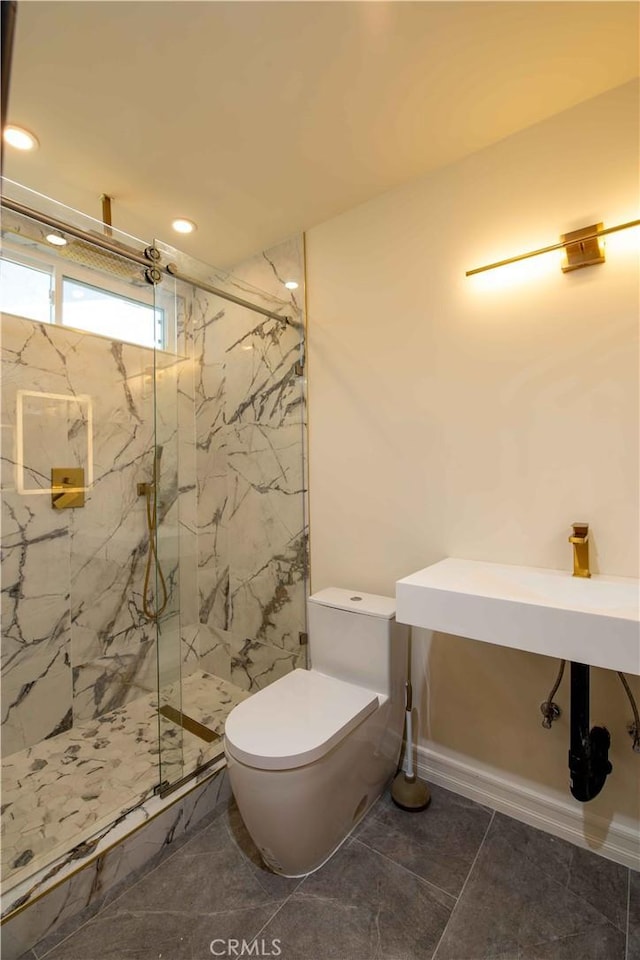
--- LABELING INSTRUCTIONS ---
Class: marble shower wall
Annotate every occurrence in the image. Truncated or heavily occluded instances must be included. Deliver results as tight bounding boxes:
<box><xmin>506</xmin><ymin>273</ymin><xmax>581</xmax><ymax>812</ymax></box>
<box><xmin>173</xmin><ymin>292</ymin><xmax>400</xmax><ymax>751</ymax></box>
<box><xmin>189</xmin><ymin>235</ymin><xmax>309</xmax><ymax>693</ymax></box>
<box><xmin>1</xmin><ymin>232</ymin><xmax>307</xmax><ymax>761</ymax></box>
<box><xmin>0</xmin><ymin>313</ymin><xmax>193</xmax><ymax>758</ymax></box>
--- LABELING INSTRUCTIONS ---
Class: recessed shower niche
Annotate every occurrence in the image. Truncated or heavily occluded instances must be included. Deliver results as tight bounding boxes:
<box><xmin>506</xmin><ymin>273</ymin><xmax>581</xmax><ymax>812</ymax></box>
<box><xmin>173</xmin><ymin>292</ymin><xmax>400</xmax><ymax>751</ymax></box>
<box><xmin>14</xmin><ymin>389</ymin><xmax>92</xmax><ymax>496</ymax></box>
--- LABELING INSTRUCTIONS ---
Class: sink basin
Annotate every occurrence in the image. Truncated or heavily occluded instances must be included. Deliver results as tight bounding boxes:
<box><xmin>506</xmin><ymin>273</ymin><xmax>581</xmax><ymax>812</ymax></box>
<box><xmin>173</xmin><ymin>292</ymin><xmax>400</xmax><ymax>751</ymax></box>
<box><xmin>396</xmin><ymin>558</ymin><xmax>640</xmax><ymax>675</ymax></box>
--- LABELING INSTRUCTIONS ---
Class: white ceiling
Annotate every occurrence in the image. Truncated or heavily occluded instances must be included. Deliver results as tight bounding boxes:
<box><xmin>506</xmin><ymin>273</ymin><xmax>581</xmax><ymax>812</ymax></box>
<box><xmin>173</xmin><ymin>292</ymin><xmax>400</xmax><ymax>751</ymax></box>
<box><xmin>5</xmin><ymin>1</ymin><xmax>639</xmax><ymax>268</ymax></box>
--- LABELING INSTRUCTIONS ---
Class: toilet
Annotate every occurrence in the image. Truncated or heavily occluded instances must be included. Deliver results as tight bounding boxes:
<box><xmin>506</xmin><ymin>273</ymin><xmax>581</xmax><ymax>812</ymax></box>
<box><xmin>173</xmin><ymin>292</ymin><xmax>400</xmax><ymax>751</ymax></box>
<box><xmin>224</xmin><ymin>588</ymin><xmax>408</xmax><ymax>876</ymax></box>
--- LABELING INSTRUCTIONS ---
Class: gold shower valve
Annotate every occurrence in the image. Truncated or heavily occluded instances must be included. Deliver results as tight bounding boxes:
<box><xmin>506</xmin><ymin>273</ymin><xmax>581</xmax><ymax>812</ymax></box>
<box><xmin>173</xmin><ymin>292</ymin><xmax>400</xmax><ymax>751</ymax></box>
<box><xmin>51</xmin><ymin>467</ymin><xmax>85</xmax><ymax>509</ymax></box>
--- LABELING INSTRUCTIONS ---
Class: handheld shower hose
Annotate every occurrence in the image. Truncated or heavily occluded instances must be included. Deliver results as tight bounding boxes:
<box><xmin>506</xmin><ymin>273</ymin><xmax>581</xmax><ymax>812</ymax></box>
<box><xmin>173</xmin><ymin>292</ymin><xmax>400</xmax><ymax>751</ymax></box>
<box><xmin>142</xmin><ymin>446</ymin><xmax>168</xmax><ymax>622</ymax></box>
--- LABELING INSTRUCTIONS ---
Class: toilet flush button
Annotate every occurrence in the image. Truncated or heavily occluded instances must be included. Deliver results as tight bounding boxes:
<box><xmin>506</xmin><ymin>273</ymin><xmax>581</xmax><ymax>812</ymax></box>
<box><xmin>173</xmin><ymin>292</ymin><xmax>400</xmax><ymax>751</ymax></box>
<box><xmin>350</xmin><ymin>596</ymin><xmax>362</xmax><ymax>601</ymax></box>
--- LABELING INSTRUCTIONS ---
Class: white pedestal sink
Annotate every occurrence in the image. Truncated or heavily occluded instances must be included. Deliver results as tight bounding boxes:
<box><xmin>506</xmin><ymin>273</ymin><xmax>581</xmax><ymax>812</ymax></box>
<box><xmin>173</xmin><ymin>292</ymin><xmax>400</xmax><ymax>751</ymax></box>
<box><xmin>396</xmin><ymin>558</ymin><xmax>640</xmax><ymax>675</ymax></box>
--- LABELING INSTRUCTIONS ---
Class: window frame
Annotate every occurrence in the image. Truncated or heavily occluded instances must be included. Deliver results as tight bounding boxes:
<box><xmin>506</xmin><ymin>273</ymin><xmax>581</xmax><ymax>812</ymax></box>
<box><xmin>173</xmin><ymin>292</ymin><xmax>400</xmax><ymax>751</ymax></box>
<box><xmin>1</xmin><ymin>240</ymin><xmax>175</xmax><ymax>352</ymax></box>
<box><xmin>0</xmin><ymin>248</ymin><xmax>55</xmax><ymax>324</ymax></box>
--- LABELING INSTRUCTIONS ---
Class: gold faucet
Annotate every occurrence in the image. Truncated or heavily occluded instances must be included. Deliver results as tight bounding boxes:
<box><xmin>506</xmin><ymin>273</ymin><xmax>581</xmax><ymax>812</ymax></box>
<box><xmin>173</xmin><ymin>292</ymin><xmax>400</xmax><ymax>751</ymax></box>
<box><xmin>569</xmin><ymin>522</ymin><xmax>591</xmax><ymax>578</ymax></box>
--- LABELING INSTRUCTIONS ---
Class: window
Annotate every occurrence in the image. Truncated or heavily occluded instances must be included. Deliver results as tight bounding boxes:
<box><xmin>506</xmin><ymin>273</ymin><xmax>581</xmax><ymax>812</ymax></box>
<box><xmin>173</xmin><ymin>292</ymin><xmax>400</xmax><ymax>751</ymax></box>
<box><xmin>0</xmin><ymin>247</ymin><xmax>169</xmax><ymax>350</ymax></box>
<box><xmin>0</xmin><ymin>256</ymin><xmax>53</xmax><ymax>323</ymax></box>
<box><xmin>62</xmin><ymin>278</ymin><xmax>164</xmax><ymax>349</ymax></box>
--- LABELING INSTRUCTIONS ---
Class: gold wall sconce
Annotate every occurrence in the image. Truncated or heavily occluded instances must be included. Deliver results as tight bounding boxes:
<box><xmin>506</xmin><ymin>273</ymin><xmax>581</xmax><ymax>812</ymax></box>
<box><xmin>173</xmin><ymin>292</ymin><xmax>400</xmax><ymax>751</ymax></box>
<box><xmin>466</xmin><ymin>218</ymin><xmax>640</xmax><ymax>277</ymax></box>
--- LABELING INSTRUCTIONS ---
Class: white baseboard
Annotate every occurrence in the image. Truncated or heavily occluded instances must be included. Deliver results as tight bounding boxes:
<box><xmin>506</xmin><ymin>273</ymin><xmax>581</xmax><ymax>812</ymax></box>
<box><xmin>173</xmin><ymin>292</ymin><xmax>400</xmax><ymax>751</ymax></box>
<box><xmin>411</xmin><ymin>743</ymin><xmax>640</xmax><ymax>871</ymax></box>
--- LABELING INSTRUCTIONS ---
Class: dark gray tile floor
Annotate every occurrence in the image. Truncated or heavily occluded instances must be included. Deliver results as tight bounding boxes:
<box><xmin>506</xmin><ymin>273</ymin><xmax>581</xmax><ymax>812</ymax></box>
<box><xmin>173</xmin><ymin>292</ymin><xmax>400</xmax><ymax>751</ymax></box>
<box><xmin>24</xmin><ymin>784</ymin><xmax>639</xmax><ymax>960</ymax></box>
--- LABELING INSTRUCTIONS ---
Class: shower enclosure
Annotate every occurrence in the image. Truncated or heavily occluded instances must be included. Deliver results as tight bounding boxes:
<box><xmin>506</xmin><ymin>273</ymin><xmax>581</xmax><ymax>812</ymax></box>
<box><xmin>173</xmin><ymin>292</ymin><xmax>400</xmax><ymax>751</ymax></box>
<box><xmin>0</xmin><ymin>181</ymin><xmax>308</xmax><ymax>901</ymax></box>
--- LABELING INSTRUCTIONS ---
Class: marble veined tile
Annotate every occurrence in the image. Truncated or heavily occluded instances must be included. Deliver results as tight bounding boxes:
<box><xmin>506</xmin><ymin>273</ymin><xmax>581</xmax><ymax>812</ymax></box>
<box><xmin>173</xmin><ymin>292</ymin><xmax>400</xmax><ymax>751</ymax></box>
<box><xmin>198</xmin><ymin>539</ymin><xmax>230</xmax><ymax>633</ymax></box>
<box><xmin>68</xmin><ymin>471</ymin><xmax>182</xmax><ymax>670</ymax></box>
<box><xmin>226</xmin><ymin>427</ymin><xmax>305</xmax><ymax>574</ymax></box>
<box><xmin>1</xmin><ymin>659</ymin><xmax>72</xmax><ymax>760</ymax></box>
<box><xmin>179</xmin><ymin>622</ymin><xmax>201</xmax><ymax>678</ymax></box>
<box><xmin>199</xmin><ymin>624</ymin><xmax>231</xmax><ymax>682</ymax></box>
<box><xmin>1</xmin><ymin>768</ymin><xmax>230</xmax><ymax>960</ymax></box>
<box><xmin>1</xmin><ymin>318</ymin><xmax>87</xmax><ymax>416</ymax></box>
<box><xmin>191</xmin><ymin>235</ymin><xmax>307</xmax><ymax>686</ymax></box>
<box><xmin>72</xmin><ymin>642</ymin><xmax>158</xmax><ymax>723</ymax></box>
<box><xmin>227</xmin><ymin>421</ymin><xmax>304</xmax><ymax>489</ymax></box>
<box><xmin>0</xmin><ymin>315</ymin><xmax>187</xmax><ymax>756</ymax></box>
<box><xmin>156</xmin><ymin>612</ymin><xmax>183</xmax><ymax>690</ymax></box>
<box><xmin>228</xmin><ymin>529</ymin><xmax>307</xmax><ymax>651</ymax></box>
<box><xmin>192</xmin><ymin>292</ymin><xmax>235</xmax><ymax>360</ymax></box>
<box><xmin>193</xmin><ymin>346</ymin><xmax>225</xmax><ymax>429</ymax></box>
<box><xmin>67</xmin><ymin>416</ymin><xmax>157</xmax><ymax>671</ymax></box>
<box><xmin>224</xmin><ymin>315</ymin><xmax>302</xmax><ymax>429</ymax></box>
<box><xmin>1</xmin><ymin>492</ymin><xmax>72</xmax><ymax>756</ymax></box>
<box><xmin>1</xmin><ymin>670</ymin><xmax>246</xmax><ymax>893</ymax></box>
<box><xmin>216</xmin><ymin>236</ymin><xmax>305</xmax><ymax>310</ymax></box>
<box><xmin>230</xmin><ymin>635</ymin><xmax>304</xmax><ymax>692</ymax></box>
<box><xmin>162</xmin><ymin>670</ymin><xmax>248</xmax><ymax>737</ymax></box>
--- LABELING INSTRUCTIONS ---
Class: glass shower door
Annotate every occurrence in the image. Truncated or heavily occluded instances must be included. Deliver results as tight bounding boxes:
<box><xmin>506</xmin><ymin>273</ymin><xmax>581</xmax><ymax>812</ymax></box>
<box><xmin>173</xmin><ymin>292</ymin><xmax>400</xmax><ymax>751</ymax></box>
<box><xmin>152</xmin><ymin>238</ymin><xmax>308</xmax><ymax>792</ymax></box>
<box><xmin>152</xmin><ymin>264</ymin><xmax>198</xmax><ymax>791</ymax></box>
<box><xmin>0</xmin><ymin>185</ymin><xmax>170</xmax><ymax>889</ymax></box>
<box><xmin>0</xmin><ymin>182</ymin><xmax>308</xmax><ymax>891</ymax></box>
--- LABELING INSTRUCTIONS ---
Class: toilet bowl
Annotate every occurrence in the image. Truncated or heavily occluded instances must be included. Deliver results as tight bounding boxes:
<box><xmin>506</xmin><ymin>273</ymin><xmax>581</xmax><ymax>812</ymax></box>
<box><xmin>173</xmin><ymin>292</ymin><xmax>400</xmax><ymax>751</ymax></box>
<box><xmin>224</xmin><ymin>588</ymin><xmax>408</xmax><ymax>876</ymax></box>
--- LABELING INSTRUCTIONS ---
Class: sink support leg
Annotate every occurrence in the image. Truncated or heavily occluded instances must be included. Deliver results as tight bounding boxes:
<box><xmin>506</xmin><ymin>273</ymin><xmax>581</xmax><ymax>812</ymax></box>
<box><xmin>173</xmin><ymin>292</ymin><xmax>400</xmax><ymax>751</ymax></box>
<box><xmin>569</xmin><ymin>661</ymin><xmax>612</xmax><ymax>802</ymax></box>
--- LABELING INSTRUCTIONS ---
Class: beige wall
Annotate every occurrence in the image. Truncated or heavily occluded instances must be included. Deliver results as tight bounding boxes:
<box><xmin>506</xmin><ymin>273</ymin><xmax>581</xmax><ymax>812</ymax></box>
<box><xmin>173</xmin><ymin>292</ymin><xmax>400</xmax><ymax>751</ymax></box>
<box><xmin>305</xmin><ymin>81</ymin><xmax>640</xmax><ymax>831</ymax></box>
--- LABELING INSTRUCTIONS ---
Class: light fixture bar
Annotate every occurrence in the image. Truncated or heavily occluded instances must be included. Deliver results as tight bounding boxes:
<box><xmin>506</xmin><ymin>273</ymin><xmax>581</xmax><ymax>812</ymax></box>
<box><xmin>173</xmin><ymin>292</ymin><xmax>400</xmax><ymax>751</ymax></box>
<box><xmin>466</xmin><ymin>219</ymin><xmax>640</xmax><ymax>277</ymax></box>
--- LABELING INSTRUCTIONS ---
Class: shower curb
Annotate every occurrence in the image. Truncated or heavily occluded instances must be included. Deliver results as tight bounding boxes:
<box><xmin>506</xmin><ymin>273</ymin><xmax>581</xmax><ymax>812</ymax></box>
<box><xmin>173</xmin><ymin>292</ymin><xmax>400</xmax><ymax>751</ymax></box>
<box><xmin>1</xmin><ymin>762</ymin><xmax>231</xmax><ymax>960</ymax></box>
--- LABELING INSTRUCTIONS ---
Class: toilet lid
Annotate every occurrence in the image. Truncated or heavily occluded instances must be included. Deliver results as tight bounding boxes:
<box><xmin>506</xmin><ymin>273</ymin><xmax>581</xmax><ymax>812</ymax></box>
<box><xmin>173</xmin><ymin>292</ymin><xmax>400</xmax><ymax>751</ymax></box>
<box><xmin>224</xmin><ymin>669</ymin><xmax>379</xmax><ymax>771</ymax></box>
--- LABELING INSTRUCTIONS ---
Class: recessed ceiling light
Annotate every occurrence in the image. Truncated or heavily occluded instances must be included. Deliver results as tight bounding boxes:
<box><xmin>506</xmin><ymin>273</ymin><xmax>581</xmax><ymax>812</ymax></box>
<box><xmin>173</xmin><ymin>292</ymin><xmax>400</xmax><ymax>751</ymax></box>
<box><xmin>46</xmin><ymin>232</ymin><xmax>68</xmax><ymax>246</ymax></box>
<box><xmin>172</xmin><ymin>218</ymin><xmax>197</xmax><ymax>234</ymax></box>
<box><xmin>3</xmin><ymin>125</ymin><xmax>39</xmax><ymax>151</ymax></box>
<box><xmin>284</xmin><ymin>280</ymin><xmax>299</xmax><ymax>290</ymax></box>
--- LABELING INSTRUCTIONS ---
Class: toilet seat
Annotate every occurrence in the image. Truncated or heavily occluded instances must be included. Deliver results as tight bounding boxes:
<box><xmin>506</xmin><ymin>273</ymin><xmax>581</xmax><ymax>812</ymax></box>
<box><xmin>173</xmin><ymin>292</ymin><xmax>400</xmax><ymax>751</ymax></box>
<box><xmin>224</xmin><ymin>668</ymin><xmax>381</xmax><ymax>771</ymax></box>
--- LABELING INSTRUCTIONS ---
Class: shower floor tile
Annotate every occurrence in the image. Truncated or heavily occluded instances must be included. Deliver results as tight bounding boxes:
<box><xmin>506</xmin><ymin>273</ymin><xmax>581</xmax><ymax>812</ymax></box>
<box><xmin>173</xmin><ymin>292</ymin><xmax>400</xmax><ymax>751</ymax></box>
<box><xmin>1</xmin><ymin>670</ymin><xmax>247</xmax><ymax>890</ymax></box>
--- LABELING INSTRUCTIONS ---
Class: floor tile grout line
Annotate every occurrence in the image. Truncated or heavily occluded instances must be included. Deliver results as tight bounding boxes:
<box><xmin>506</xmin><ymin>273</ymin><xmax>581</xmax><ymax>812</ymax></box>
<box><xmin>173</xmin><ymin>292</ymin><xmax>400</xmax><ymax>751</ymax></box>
<box><xmin>350</xmin><ymin>837</ymin><xmax>458</xmax><ymax>907</ymax></box>
<box><xmin>521</xmin><ymin>842</ymin><xmax>629</xmax><ymax>937</ymax></box>
<box><xmin>217</xmin><ymin>805</ymin><xmax>310</xmax><ymax>949</ymax></box>
<box><xmin>33</xmin><ymin>889</ymin><xmax>297</xmax><ymax>960</ymax></box>
<box><xmin>548</xmin><ymin>841</ymin><xmax>631</xmax><ymax>937</ymax></box>
<box><xmin>35</xmin><ymin>793</ymin><xmax>468</xmax><ymax>958</ymax></box>
<box><xmin>247</xmin><ymin>878</ymin><xmax>308</xmax><ymax>947</ymax></box>
<box><xmin>33</xmin><ymin>806</ymin><xmax>229</xmax><ymax>960</ymax></box>
<box><xmin>431</xmin><ymin>809</ymin><xmax>496</xmax><ymax>960</ymax></box>
<box><xmin>34</xmin><ymin>905</ymin><xmax>105</xmax><ymax>960</ymax></box>
<box><xmin>35</xmin><ymin>798</ymin><xmax>298</xmax><ymax>960</ymax></box>
<box><xmin>526</xmin><ymin>922</ymin><xmax>627</xmax><ymax>954</ymax></box>
<box><xmin>221</xmin><ymin>811</ymin><xmax>311</xmax><ymax>910</ymax></box>
<box><xmin>37</xmin><ymin>905</ymin><xmax>289</xmax><ymax>920</ymax></box>
<box><xmin>31</xmin><ymin>869</ymin><xmax>139</xmax><ymax>960</ymax></box>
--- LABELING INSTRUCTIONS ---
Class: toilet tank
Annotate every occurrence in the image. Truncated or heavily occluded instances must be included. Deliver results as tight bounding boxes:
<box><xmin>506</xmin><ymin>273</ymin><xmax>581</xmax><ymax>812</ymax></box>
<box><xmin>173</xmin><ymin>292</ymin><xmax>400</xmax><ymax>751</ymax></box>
<box><xmin>307</xmin><ymin>588</ymin><xmax>407</xmax><ymax>696</ymax></box>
